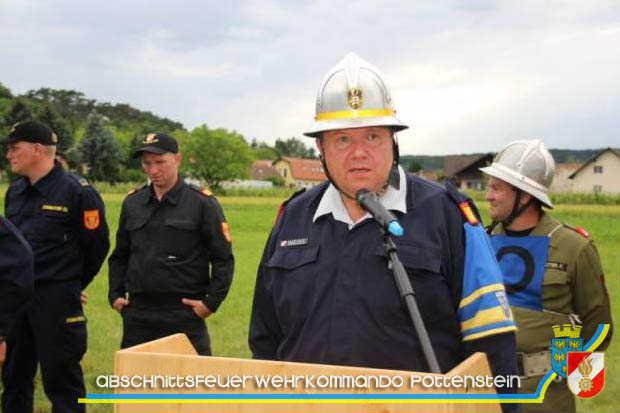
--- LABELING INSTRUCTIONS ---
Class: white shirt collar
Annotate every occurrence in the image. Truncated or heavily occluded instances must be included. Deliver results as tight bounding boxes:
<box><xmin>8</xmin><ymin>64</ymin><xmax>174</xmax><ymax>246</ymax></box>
<box><xmin>313</xmin><ymin>166</ymin><xmax>407</xmax><ymax>229</ymax></box>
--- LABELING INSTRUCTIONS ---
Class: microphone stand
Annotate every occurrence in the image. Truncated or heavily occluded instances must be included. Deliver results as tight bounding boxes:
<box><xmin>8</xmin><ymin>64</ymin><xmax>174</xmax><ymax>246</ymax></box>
<box><xmin>381</xmin><ymin>228</ymin><xmax>441</xmax><ymax>374</ymax></box>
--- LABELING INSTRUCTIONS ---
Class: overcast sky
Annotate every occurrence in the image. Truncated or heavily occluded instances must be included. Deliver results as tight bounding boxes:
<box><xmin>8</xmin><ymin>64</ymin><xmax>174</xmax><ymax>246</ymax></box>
<box><xmin>1</xmin><ymin>0</ymin><xmax>618</xmax><ymax>155</ymax></box>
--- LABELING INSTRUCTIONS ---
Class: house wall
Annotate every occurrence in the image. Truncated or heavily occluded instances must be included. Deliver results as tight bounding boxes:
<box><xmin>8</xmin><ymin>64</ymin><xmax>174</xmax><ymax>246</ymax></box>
<box><xmin>273</xmin><ymin>160</ymin><xmax>294</xmax><ymax>187</ymax></box>
<box><xmin>571</xmin><ymin>151</ymin><xmax>620</xmax><ymax>194</ymax></box>
<box><xmin>550</xmin><ymin>168</ymin><xmax>577</xmax><ymax>193</ymax></box>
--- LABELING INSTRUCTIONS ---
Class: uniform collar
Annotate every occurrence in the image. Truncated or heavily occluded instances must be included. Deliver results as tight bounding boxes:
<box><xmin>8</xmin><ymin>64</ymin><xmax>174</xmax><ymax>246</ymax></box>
<box><xmin>494</xmin><ymin>212</ymin><xmax>562</xmax><ymax>246</ymax></box>
<box><xmin>29</xmin><ymin>161</ymin><xmax>64</xmax><ymax>197</ymax></box>
<box><xmin>146</xmin><ymin>176</ymin><xmax>185</xmax><ymax>205</ymax></box>
<box><xmin>313</xmin><ymin>166</ymin><xmax>407</xmax><ymax>228</ymax></box>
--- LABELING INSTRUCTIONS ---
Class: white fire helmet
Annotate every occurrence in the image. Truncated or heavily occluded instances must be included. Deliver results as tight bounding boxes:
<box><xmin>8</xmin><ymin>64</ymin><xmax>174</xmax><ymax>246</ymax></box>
<box><xmin>480</xmin><ymin>139</ymin><xmax>555</xmax><ymax>208</ymax></box>
<box><xmin>303</xmin><ymin>52</ymin><xmax>408</xmax><ymax>137</ymax></box>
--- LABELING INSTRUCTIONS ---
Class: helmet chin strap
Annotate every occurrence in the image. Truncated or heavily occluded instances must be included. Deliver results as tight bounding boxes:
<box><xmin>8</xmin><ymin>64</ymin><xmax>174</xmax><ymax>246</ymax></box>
<box><xmin>319</xmin><ymin>153</ymin><xmax>357</xmax><ymax>200</ymax></box>
<box><xmin>319</xmin><ymin>136</ymin><xmax>401</xmax><ymax>201</ymax></box>
<box><xmin>487</xmin><ymin>188</ymin><xmax>536</xmax><ymax>234</ymax></box>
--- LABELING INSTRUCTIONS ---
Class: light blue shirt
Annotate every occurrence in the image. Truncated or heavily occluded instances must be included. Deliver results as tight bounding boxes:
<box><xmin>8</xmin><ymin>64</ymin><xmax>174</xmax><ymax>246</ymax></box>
<box><xmin>313</xmin><ymin>166</ymin><xmax>407</xmax><ymax>229</ymax></box>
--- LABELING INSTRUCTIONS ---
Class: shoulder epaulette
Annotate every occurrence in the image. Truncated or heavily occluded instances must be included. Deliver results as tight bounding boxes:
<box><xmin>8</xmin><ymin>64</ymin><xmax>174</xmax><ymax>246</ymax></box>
<box><xmin>275</xmin><ymin>188</ymin><xmax>306</xmax><ymax>223</ymax></box>
<box><xmin>68</xmin><ymin>172</ymin><xmax>90</xmax><ymax>187</ymax></box>
<box><xmin>127</xmin><ymin>184</ymin><xmax>147</xmax><ymax>196</ymax></box>
<box><xmin>563</xmin><ymin>223</ymin><xmax>590</xmax><ymax>239</ymax></box>
<box><xmin>444</xmin><ymin>181</ymin><xmax>480</xmax><ymax>225</ymax></box>
<box><xmin>190</xmin><ymin>184</ymin><xmax>213</xmax><ymax>197</ymax></box>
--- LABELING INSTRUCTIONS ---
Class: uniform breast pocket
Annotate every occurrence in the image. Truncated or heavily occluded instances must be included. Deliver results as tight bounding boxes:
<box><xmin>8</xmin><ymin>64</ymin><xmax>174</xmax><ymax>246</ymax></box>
<box><xmin>163</xmin><ymin>219</ymin><xmax>199</xmax><ymax>255</ymax></box>
<box><xmin>126</xmin><ymin>217</ymin><xmax>149</xmax><ymax>249</ymax></box>
<box><xmin>542</xmin><ymin>268</ymin><xmax>572</xmax><ymax>312</ymax></box>
<box><xmin>374</xmin><ymin>243</ymin><xmax>450</xmax><ymax>327</ymax></box>
<box><xmin>32</xmin><ymin>211</ymin><xmax>72</xmax><ymax>242</ymax></box>
<box><xmin>266</xmin><ymin>246</ymin><xmax>320</xmax><ymax>334</ymax></box>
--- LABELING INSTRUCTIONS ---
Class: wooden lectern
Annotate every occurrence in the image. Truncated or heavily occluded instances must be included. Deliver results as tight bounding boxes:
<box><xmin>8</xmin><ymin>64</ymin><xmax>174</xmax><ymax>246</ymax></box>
<box><xmin>113</xmin><ymin>334</ymin><xmax>500</xmax><ymax>412</ymax></box>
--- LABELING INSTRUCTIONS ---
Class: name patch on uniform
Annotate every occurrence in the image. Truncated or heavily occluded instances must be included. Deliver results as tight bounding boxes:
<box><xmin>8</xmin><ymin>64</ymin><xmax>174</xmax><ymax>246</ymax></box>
<box><xmin>280</xmin><ymin>238</ymin><xmax>308</xmax><ymax>247</ymax></box>
<box><xmin>546</xmin><ymin>261</ymin><xmax>568</xmax><ymax>271</ymax></box>
<box><xmin>83</xmin><ymin>210</ymin><xmax>100</xmax><ymax>230</ymax></box>
<box><xmin>42</xmin><ymin>204</ymin><xmax>68</xmax><ymax>213</ymax></box>
<box><xmin>495</xmin><ymin>290</ymin><xmax>511</xmax><ymax>318</ymax></box>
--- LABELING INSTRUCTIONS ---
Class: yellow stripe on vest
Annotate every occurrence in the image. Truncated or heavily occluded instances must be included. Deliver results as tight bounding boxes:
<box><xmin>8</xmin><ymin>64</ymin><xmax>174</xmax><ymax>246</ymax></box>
<box><xmin>460</xmin><ymin>307</ymin><xmax>510</xmax><ymax>332</ymax></box>
<box><xmin>459</xmin><ymin>283</ymin><xmax>505</xmax><ymax>309</ymax></box>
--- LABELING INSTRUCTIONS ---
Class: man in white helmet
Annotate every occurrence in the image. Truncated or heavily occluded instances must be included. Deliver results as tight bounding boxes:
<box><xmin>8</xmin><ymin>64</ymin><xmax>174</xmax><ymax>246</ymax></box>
<box><xmin>250</xmin><ymin>53</ymin><xmax>520</xmax><ymax>411</ymax></box>
<box><xmin>481</xmin><ymin>140</ymin><xmax>612</xmax><ymax>412</ymax></box>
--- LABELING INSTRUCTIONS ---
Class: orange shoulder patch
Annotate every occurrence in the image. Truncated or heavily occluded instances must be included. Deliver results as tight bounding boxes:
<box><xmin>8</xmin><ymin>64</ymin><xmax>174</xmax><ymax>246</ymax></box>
<box><xmin>459</xmin><ymin>201</ymin><xmax>479</xmax><ymax>225</ymax></box>
<box><xmin>574</xmin><ymin>226</ymin><xmax>590</xmax><ymax>239</ymax></box>
<box><xmin>221</xmin><ymin>222</ymin><xmax>232</xmax><ymax>243</ymax></box>
<box><xmin>83</xmin><ymin>210</ymin><xmax>100</xmax><ymax>230</ymax></box>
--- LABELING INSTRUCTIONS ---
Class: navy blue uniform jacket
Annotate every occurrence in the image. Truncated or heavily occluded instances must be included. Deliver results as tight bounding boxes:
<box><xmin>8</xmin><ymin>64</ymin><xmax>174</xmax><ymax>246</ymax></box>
<box><xmin>4</xmin><ymin>161</ymin><xmax>110</xmax><ymax>288</ymax></box>
<box><xmin>0</xmin><ymin>216</ymin><xmax>34</xmax><ymax>336</ymax></box>
<box><xmin>250</xmin><ymin>174</ymin><xmax>518</xmax><ymax>379</ymax></box>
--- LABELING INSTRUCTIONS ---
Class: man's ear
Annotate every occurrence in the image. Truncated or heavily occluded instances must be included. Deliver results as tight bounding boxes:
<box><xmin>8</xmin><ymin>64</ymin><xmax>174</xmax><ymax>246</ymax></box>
<box><xmin>32</xmin><ymin>143</ymin><xmax>43</xmax><ymax>157</ymax></box>
<box><xmin>520</xmin><ymin>192</ymin><xmax>532</xmax><ymax>207</ymax></box>
<box><xmin>315</xmin><ymin>137</ymin><xmax>323</xmax><ymax>156</ymax></box>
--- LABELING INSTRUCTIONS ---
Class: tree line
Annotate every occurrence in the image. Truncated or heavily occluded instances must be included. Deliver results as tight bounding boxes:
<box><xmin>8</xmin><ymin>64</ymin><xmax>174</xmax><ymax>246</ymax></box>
<box><xmin>0</xmin><ymin>83</ymin><xmax>317</xmax><ymax>191</ymax></box>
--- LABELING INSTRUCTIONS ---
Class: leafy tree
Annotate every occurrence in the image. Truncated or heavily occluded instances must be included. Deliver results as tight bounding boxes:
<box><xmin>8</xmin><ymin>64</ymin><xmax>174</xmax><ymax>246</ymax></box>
<box><xmin>0</xmin><ymin>82</ymin><xmax>12</xmax><ymax>99</ymax></box>
<box><xmin>125</xmin><ymin>134</ymin><xmax>145</xmax><ymax>169</ymax></box>
<box><xmin>78</xmin><ymin>113</ymin><xmax>121</xmax><ymax>182</ymax></box>
<box><xmin>407</xmin><ymin>161</ymin><xmax>422</xmax><ymax>173</ymax></box>
<box><xmin>253</xmin><ymin>142</ymin><xmax>279</xmax><ymax>160</ymax></box>
<box><xmin>183</xmin><ymin>125</ymin><xmax>254</xmax><ymax>191</ymax></box>
<box><xmin>37</xmin><ymin>104</ymin><xmax>74</xmax><ymax>152</ymax></box>
<box><xmin>4</xmin><ymin>99</ymin><xmax>34</xmax><ymax>126</ymax></box>
<box><xmin>275</xmin><ymin>137</ymin><xmax>317</xmax><ymax>159</ymax></box>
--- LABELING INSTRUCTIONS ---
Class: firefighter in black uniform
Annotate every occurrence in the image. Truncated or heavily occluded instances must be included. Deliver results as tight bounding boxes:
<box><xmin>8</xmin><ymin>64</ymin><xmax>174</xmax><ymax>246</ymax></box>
<box><xmin>108</xmin><ymin>133</ymin><xmax>234</xmax><ymax>355</ymax></box>
<box><xmin>0</xmin><ymin>215</ymin><xmax>34</xmax><ymax>365</ymax></box>
<box><xmin>1</xmin><ymin>120</ymin><xmax>110</xmax><ymax>413</ymax></box>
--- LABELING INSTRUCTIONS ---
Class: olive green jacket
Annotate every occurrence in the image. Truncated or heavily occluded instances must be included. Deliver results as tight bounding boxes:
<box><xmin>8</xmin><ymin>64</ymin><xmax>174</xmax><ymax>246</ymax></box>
<box><xmin>491</xmin><ymin>213</ymin><xmax>613</xmax><ymax>353</ymax></box>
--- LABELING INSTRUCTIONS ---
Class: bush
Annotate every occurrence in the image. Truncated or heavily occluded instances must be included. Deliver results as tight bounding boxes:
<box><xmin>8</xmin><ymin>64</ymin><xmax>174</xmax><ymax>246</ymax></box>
<box><xmin>92</xmin><ymin>181</ymin><xmax>145</xmax><ymax>194</ymax></box>
<box><xmin>117</xmin><ymin>168</ymin><xmax>145</xmax><ymax>183</ymax></box>
<box><xmin>264</xmin><ymin>175</ymin><xmax>285</xmax><ymax>187</ymax></box>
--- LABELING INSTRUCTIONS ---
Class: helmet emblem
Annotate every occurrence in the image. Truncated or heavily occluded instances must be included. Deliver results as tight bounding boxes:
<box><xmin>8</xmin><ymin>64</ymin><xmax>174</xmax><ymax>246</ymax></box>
<box><xmin>347</xmin><ymin>88</ymin><xmax>363</xmax><ymax>110</ymax></box>
<box><xmin>51</xmin><ymin>133</ymin><xmax>58</xmax><ymax>143</ymax></box>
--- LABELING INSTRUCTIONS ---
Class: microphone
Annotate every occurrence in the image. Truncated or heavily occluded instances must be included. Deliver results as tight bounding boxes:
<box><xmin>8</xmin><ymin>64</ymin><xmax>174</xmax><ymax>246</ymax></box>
<box><xmin>356</xmin><ymin>189</ymin><xmax>404</xmax><ymax>237</ymax></box>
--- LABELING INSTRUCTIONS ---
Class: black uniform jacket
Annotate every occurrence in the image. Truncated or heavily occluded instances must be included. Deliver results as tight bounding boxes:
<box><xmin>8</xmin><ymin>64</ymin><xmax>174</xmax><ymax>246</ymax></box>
<box><xmin>108</xmin><ymin>178</ymin><xmax>234</xmax><ymax>312</ymax></box>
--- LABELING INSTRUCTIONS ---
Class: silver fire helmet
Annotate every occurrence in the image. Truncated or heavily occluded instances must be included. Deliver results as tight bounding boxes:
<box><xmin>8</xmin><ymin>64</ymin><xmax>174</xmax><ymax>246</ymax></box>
<box><xmin>480</xmin><ymin>139</ymin><xmax>555</xmax><ymax>208</ymax></box>
<box><xmin>303</xmin><ymin>52</ymin><xmax>408</xmax><ymax>138</ymax></box>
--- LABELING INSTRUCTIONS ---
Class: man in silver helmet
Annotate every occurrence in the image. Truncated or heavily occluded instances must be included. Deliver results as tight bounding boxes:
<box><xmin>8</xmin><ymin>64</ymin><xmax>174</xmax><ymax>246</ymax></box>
<box><xmin>481</xmin><ymin>140</ymin><xmax>612</xmax><ymax>412</ymax></box>
<box><xmin>249</xmin><ymin>53</ymin><xmax>520</xmax><ymax>411</ymax></box>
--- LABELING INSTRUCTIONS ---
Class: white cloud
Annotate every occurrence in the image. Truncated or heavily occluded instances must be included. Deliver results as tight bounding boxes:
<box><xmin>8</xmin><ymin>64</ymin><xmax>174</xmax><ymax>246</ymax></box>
<box><xmin>0</xmin><ymin>0</ymin><xmax>618</xmax><ymax>154</ymax></box>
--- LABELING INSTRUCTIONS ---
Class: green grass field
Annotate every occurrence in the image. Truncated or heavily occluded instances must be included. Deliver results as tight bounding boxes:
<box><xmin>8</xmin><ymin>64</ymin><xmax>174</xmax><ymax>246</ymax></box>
<box><xmin>1</xmin><ymin>191</ymin><xmax>618</xmax><ymax>412</ymax></box>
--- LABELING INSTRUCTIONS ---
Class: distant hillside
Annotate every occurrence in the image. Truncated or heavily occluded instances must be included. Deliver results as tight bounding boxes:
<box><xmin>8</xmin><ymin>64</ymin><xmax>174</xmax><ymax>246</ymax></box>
<box><xmin>0</xmin><ymin>86</ymin><xmax>184</xmax><ymax>135</ymax></box>
<box><xmin>401</xmin><ymin>149</ymin><xmax>610</xmax><ymax>174</ymax></box>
